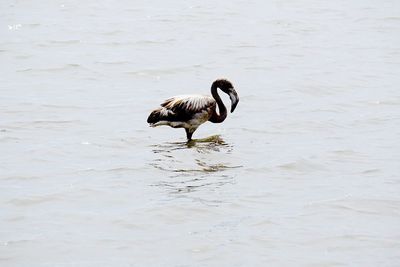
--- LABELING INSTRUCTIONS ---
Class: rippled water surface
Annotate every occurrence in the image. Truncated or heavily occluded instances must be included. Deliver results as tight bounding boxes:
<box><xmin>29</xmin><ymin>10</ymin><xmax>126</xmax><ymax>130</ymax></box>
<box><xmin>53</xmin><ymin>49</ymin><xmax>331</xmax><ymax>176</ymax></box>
<box><xmin>1</xmin><ymin>0</ymin><xmax>400</xmax><ymax>266</ymax></box>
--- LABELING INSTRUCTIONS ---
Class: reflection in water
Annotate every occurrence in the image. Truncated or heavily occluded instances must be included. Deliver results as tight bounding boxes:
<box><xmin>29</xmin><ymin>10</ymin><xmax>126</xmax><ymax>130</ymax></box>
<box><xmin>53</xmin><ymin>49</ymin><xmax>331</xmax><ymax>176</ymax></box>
<box><xmin>149</xmin><ymin>135</ymin><xmax>242</xmax><ymax>201</ymax></box>
<box><xmin>151</xmin><ymin>135</ymin><xmax>232</xmax><ymax>155</ymax></box>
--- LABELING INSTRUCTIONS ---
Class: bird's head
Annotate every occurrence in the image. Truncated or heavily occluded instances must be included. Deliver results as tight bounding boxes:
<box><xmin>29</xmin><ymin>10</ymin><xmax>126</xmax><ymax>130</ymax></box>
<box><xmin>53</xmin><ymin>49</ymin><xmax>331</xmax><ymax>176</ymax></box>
<box><xmin>214</xmin><ymin>78</ymin><xmax>239</xmax><ymax>113</ymax></box>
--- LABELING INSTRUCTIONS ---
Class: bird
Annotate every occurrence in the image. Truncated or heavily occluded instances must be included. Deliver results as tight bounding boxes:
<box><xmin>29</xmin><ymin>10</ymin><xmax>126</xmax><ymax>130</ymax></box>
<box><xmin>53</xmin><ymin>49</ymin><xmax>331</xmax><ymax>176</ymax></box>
<box><xmin>147</xmin><ymin>78</ymin><xmax>239</xmax><ymax>141</ymax></box>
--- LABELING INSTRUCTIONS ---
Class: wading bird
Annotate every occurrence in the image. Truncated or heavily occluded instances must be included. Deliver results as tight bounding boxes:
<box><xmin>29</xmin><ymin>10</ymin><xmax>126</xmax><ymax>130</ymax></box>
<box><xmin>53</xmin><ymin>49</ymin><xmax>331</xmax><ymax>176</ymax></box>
<box><xmin>147</xmin><ymin>78</ymin><xmax>239</xmax><ymax>141</ymax></box>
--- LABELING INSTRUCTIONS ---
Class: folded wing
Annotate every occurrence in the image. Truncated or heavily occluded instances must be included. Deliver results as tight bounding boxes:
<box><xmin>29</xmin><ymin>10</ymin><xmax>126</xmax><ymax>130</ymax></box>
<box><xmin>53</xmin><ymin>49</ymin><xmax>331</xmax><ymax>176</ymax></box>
<box><xmin>160</xmin><ymin>95</ymin><xmax>216</xmax><ymax>121</ymax></box>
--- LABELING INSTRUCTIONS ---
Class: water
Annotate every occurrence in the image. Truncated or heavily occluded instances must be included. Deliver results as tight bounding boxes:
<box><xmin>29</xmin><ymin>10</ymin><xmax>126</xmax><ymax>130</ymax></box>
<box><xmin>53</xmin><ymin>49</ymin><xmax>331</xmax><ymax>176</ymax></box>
<box><xmin>1</xmin><ymin>0</ymin><xmax>400</xmax><ymax>266</ymax></box>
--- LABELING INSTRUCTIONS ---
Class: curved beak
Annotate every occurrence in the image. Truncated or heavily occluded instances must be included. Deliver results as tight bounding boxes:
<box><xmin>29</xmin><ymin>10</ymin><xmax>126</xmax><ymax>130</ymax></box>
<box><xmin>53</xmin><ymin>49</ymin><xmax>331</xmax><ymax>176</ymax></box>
<box><xmin>228</xmin><ymin>89</ymin><xmax>239</xmax><ymax>113</ymax></box>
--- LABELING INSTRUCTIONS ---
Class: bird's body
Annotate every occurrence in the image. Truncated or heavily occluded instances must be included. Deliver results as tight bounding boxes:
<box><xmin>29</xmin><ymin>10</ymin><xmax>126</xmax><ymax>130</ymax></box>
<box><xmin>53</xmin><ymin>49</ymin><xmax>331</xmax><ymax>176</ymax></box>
<box><xmin>149</xmin><ymin>95</ymin><xmax>215</xmax><ymax>128</ymax></box>
<box><xmin>147</xmin><ymin>79</ymin><xmax>239</xmax><ymax>140</ymax></box>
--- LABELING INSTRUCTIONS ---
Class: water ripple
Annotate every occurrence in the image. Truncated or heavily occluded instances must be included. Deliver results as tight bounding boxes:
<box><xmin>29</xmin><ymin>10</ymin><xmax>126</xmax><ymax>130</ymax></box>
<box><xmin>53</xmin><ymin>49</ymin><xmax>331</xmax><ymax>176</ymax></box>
<box><xmin>149</xmin><ymin>136</ymin><xmax>241</xmax><ymax>199</ymax></box>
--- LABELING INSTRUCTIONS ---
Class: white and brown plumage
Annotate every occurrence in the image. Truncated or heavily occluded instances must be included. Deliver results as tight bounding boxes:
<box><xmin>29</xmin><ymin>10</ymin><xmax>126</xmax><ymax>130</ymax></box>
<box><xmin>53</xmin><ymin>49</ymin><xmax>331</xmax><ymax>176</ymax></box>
<box><xmin>147</xmin><ymin>79</ymin><xmax>239</xmax><ymax>140</ymax></box>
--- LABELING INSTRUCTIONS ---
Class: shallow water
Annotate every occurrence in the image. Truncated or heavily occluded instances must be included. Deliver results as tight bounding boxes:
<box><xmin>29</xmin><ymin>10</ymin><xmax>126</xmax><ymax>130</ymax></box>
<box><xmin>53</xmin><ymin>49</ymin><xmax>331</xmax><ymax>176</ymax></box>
<box><xmin>1</xmin><ymin>0</ymin><xmax>400</xmax><ymax>266</ymax></box>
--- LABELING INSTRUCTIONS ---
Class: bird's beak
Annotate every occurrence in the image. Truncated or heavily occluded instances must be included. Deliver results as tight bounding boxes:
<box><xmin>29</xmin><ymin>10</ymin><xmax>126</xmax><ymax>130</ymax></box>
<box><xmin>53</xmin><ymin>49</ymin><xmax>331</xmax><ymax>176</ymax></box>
<box><xmin>229</xmin><ymin>89</ymin><xmax>239</xmax><ymax>113</ymax></box>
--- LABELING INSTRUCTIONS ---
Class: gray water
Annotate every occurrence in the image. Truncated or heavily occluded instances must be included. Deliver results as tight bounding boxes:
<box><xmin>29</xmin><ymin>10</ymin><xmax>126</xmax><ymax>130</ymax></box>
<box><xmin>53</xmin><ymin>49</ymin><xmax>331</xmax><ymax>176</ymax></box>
<box><xmin>1</xmin><ymin>0</ymin><xmax>400</xmax><ymax>266</ymax></box>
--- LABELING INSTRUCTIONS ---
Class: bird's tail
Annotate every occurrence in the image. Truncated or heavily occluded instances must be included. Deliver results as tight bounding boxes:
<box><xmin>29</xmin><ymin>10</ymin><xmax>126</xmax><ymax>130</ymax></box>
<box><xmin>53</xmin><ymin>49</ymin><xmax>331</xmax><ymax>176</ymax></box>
<box><xmin>147</xmin><ymin>108</ymin><xmax>174</xmax><ymax>126</ymax></box>
<box><xmin>147</xmin><ymin>108</ymin><xmax>162</xmax><ymax>124</ymax></box>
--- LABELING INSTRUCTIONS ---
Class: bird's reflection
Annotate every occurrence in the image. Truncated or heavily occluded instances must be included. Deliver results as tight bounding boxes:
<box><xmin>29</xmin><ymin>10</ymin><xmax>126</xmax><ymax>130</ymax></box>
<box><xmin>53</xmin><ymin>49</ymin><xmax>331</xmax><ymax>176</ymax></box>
<box><xmin>151</xmin><ymin>135</ymin><xmax>231</xmax><ymax>154</ymax></box>
<box><xmin>149</xmin><ymin>135</ymin><xmax>242</xmax><ymax>204</ymax></box>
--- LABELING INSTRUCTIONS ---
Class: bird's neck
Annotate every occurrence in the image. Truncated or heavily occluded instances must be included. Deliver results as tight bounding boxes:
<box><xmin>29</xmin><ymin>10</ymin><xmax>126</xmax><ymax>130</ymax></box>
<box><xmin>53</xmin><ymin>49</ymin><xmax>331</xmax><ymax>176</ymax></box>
<box><xmin>210</xmin><ymin>83</ymin><xmax>227</xmax><ymax>123</ymax></box>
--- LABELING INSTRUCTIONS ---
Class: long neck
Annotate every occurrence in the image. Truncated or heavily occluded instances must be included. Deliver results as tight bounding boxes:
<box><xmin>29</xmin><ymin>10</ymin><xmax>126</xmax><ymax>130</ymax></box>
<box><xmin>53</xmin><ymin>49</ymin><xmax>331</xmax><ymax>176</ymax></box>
<box><xmin>209</xmin><ymin>83</ymin><xmax>227</xmax><ymax>123</ymax></box>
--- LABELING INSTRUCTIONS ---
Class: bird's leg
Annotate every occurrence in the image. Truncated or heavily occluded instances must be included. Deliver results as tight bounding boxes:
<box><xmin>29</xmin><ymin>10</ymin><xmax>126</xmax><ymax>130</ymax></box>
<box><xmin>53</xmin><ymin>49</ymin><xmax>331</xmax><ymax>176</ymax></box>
<box><xmin>185</xmin><ymin>128</ymin><xmax>193</xmax><ymax>141</ymax></box>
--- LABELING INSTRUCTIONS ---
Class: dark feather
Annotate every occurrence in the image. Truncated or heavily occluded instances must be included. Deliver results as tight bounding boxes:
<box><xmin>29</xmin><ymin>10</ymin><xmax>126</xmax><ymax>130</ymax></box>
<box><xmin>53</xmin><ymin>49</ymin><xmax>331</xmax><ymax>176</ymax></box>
<box><xmin>161</xmin><ymin>95</ymin><xmax>215</xmax><ymax>121</ymax></box>
<box><xmin>147</xmin><ymin>96</ymin><xmax>216</xmax><ymax>125</ymax></box>
<box><xmin>147</xmin><ymin>108</ymin><xmax>162</xmax><ymax>123</ymax></box>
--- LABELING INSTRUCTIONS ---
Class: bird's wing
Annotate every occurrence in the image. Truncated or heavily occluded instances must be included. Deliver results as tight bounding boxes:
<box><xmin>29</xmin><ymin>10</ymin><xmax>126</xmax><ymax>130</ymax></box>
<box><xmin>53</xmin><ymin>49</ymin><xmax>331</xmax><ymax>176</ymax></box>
<box><xmin>161</xmin><ymin>95</ymin><xmax>216</xmax><ymax>118</ymax></box>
